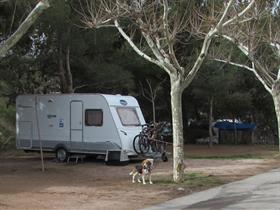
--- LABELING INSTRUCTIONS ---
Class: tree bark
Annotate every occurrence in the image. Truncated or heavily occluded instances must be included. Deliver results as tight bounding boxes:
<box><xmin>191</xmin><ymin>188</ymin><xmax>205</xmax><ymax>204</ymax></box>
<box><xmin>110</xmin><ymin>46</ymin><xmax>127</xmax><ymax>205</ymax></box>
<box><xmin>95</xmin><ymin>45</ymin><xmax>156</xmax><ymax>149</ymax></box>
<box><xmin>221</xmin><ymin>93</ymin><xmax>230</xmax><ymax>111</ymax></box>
<box><xmin>58</xmin><ymin>40</ymin><xmax>67</xmax><ymax>93</ymax></box>
<box><xmin>272</xmin><ymin>90</ymin><xmax>280</xmax><ymax>151</ymax></box>
<box><xmin>58</xmin><ymin>33</ymin><xmax>73</xmax><ymax>93</ymax></box>
<box><xmin>0</xmin><ymin>0</ymin><xmax>49</xmax><ymax>57</ymax></box>
<box><xmin>233</xmin><ymin>117</ymin><xmax>237</xmax><ymax>144</ymax></box>
<box><xmin>170</xmin><ymin>77</ymin><xmax>185</xmax><ymax>183</ymax></box>
<box><xmin>152</xmin><ymin>100</ymin><xmax>156</xmax><ymax>123</ymax></box>
<box><xmin>65</xmin><ymin>43</ymin><xmax>73</xmax><ymax>93</ymax></box>
<box><xmin>208</xmin><ymin>97</ymin><xmax>213</xmax><ymax>147</ymax></box>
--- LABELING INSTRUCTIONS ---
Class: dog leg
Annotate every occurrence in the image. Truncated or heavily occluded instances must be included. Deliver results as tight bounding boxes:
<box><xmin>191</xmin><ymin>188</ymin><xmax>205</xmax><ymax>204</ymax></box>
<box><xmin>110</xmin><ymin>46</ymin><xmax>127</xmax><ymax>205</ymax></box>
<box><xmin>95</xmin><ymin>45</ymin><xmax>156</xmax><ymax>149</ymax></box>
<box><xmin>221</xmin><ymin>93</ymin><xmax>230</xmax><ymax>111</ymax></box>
<box><xmin>132</xmin><ymin>173</ymin><xmax>136</xmax><ymax>183</ymax></box>
<box><xmin>142</xmin><ymin>175</ymin><xmax>146</xmax><ymax>185</ymax></box>
<box><xmin>149</xmin><ymin>174</ymin><xmax>153</xmax><ymax>184</ymax></box>
<box><xmin>137</xmin><ymin>174</ymin><xmax>141</xmax><ymax>183</ymax></box>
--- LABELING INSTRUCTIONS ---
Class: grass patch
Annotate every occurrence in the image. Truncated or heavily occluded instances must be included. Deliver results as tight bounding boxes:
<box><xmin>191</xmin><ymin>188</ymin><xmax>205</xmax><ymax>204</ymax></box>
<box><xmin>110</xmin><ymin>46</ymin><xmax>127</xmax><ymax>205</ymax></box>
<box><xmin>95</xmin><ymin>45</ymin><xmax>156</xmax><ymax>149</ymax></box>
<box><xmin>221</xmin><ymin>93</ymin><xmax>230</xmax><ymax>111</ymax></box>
<box><xmin>273</xmin><ymin>153</ymin><xmax>280</xmax><ymax>159</ymax></box>
<box><xmin>185</xmin><ymin>154</ymin><xmax>265</xmax><ymax>159</ymax></box>
<box><xmin>155</xmin><ymin>172</ymin><xmax>225</xmax><ymax>189</ymax></box>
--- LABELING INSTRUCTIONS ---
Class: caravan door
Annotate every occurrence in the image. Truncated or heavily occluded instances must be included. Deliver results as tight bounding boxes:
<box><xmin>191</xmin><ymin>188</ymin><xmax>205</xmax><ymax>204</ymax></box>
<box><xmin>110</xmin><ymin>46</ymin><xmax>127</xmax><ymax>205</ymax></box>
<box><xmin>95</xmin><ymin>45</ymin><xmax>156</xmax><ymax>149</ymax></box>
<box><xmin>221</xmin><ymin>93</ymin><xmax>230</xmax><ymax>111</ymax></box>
<box><xmin>70</xmin><ymin>101</ymin><xmax>83</xmax><ymax>150</ymax></box>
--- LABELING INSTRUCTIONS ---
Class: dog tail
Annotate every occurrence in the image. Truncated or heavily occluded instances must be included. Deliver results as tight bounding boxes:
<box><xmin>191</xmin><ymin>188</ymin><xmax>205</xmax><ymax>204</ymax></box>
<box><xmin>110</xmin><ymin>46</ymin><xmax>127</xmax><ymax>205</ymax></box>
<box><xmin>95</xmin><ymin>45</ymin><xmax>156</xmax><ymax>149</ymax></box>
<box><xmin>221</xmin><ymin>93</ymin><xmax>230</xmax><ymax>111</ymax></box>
<box><xmin>129</xmin><ymin>170</ymin><xmax>134</xmax><ymax>175</ymax></box>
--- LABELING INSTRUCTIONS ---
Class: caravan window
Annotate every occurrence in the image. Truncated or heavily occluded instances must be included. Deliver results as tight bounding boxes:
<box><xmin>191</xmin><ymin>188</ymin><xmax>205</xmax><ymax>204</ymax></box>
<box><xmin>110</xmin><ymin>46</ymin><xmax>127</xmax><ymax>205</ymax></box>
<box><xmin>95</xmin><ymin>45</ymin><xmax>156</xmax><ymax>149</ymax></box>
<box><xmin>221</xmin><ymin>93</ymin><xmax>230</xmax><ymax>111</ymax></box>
<box><xmin>85</xmin><ymin>109</ymin><xmax>103</xmax><ymax>126</ymax></box>
<box><xmin>117</xmin><ymin>107</ymin><xmax>140</xmax><ymax>126</ymax></box>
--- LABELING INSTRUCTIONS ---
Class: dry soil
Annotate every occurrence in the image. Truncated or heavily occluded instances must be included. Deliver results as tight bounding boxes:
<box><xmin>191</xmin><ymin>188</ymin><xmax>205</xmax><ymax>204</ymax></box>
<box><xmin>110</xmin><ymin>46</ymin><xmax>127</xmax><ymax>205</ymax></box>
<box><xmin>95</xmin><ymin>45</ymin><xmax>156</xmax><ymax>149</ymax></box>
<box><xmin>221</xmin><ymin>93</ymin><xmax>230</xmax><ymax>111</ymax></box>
<box><xmin>0</xmin><ymin>145</ymin><xmax>280</xmax><ymax>210</ymax></box>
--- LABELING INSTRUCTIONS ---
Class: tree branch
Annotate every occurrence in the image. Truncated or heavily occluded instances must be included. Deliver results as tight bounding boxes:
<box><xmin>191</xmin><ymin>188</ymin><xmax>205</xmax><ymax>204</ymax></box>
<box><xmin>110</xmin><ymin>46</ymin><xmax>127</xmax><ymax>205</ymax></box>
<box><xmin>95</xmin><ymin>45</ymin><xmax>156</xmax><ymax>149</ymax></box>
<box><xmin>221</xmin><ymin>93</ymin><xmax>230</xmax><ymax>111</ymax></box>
<box><xmin>270</xmin><ymin>42</ymin><xmax>280</xmax><ymax>58</ymax></box>
<box><xmin>8</xmin><ymin>0</ymin><xmax>17</xmax><ymax>36</ymax></box>
<box><xmin>114</xmin><ymin>19</ymin><xmax>165</xmax><ymax>70</ymax></box>
<box><xmin>216</xmin><ymin>0</ymin><xmax>234</xmax><ymax>29</ymax></box>
<box><xmin>139</xmin><ymin>80</ymin><xmax>153</xmax><ymax>103</ymax></box>
<box><xmin>183</xmin><ymin>1</ymin><xmax>232</xmax><ymax>86</ymax></box>
<box><xmin>214</xmin><ymin>58</ymin><xmax>272</xmax><ymax>94</ymax></box>
<box><xmin>222</xmin><ymin>34</ymin><xmax>275</xmax><ymax>87</ymax></box>
<box><xmin>0</xmin><ymin>0</ymin><xmax>50</xmax><ymax>58</ymax></box>
<box><xmin>222</xmin><ymin>0</ymin><xmax>256</xmax><ymax>27</ymax></box>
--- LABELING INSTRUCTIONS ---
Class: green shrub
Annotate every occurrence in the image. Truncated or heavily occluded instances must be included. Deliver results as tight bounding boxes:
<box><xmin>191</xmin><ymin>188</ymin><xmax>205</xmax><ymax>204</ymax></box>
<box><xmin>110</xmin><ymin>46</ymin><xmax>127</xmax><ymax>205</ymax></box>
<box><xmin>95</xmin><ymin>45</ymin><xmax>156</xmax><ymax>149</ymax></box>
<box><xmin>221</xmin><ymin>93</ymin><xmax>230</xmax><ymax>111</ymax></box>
<box><xmin>0</xmin><ymin>97</ymin><xmax>16</xmax><ymax>150</ymax></box>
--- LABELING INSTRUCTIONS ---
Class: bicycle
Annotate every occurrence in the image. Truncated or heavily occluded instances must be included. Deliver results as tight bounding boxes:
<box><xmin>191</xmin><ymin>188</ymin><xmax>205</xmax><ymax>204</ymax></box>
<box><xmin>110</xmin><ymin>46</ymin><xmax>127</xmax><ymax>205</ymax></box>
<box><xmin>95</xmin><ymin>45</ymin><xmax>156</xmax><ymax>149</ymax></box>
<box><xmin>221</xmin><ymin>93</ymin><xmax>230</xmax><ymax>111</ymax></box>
<box><xmin>133</xmin><ymin>123</ymin><xmax>153</xmax><ymax>154</ymax></box>
<box><xmin>149</xmin><ymin>122</ymin><xmax>170</xmax><ymax>153</ymax></box>
<box><xmin>133</xmin><ymin>121</ymin><xmax>172</xmax><ymax>155</ymax></box>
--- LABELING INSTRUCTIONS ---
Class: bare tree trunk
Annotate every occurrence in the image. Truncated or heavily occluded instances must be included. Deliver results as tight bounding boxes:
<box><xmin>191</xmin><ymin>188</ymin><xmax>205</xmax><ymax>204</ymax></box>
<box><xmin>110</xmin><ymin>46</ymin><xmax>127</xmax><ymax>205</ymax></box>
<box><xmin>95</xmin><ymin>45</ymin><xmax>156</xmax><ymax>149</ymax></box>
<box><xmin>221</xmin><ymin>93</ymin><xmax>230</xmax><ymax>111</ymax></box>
<box><xmin>58</xmin><ymin>32</ymin><xmax>73</xmax><ymax>94</ymax></box>
<box><xmin>139</xmin><ymin>79</ymin><xmax>163</xmax><ymax>123</ymax></box>
<box><xmin>58</xmin><ymin>41</ymin><xmax>67</xmax><ymax>93</ymax></box>
<box><xmin>152</xmin><ymin>100</ymin><xmax>156</xmax><ymax>123</ymax></box>
<box><xmin>233</xmin><ymin>117</ymin><xmax>237</xmax><ymax>144</ymax></box>
<box><xmin>65</xmin><ymin>44</ymin><xmax>73</xmax><ymax>93</ymax></box>
<box><xmin>0</xmin><ymin>0</ymin><xmax>49</xmax><ymax>57</ymax></box>
<box><xmin>272</xmin><ymin>90</ymin><xmax>280</xmax><ymax>151</ymax></box>
<box><xmin>170</xmin><ymin>78</ymin><xmax>184</xmax><ymax>183</ymax></box>
<box><xmin>208</xmin><ymin>97</ymin><xmax>213</xmax><ymax>147</ymax></box>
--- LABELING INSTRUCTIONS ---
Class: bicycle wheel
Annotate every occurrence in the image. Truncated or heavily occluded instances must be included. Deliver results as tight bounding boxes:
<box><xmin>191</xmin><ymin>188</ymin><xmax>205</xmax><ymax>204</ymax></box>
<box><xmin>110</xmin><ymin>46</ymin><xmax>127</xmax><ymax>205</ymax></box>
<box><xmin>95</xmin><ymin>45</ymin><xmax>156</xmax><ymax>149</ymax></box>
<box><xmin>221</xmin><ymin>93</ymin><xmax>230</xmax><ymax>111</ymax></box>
<box><xmin>159</xmin><ymin>136</ymin><xmax>167</xmax><ymax>153</ymax></box>
<box><xmin>152</xmin><ymin>136</ymin><xmax>168</xmax><ymax>154</ymax></box>
<box><xmin>158</xmin><ymin>142</ymin><xmax>167</xmax><ymax>153</ymax></box>
<box><xmin>139</xmin><ymin>135</ymin><xmax>150</xmax><ymax>154</ymax></box>
<box><xmin>133</xmin><ymin>134</ymin><xmax>142</xmax><ymax>154</ymax></box>
<box><xmin>150</xmin><ymin>139</ymin><xmax>158</xmax><ymax>152</ymax></box>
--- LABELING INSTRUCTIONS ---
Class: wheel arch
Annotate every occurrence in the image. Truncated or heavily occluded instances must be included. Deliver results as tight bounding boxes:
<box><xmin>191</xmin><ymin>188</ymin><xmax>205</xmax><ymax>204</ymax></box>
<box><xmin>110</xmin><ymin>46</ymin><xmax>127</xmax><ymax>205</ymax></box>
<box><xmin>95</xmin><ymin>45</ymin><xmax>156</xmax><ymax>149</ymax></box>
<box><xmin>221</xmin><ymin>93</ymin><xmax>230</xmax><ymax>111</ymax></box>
<box><xmin>54</xmin><ymin>143</ymin><xmax>69</xmax><ymax>153</ymax></box>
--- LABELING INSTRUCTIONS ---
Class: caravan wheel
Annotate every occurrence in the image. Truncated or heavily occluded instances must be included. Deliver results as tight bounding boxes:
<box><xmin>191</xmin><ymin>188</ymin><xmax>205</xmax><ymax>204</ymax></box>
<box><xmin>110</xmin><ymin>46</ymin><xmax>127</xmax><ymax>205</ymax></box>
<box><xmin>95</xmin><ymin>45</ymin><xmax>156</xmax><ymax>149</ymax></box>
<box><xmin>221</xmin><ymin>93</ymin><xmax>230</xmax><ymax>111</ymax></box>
<box><xmin>56</xmin><ymin>148</ymin><xmax>68</xmax><ymax>162</ymax></box>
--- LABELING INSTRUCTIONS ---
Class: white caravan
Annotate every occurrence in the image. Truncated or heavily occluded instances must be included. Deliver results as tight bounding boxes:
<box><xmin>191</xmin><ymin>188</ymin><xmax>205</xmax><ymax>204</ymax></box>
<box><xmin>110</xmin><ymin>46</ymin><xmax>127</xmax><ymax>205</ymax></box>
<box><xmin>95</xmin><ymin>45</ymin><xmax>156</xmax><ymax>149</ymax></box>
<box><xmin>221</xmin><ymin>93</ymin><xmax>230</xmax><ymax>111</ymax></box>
<box><xmin>16</xmin><ymin>94</ymin><xmax>146</xmax><ymax>163</ymax></box>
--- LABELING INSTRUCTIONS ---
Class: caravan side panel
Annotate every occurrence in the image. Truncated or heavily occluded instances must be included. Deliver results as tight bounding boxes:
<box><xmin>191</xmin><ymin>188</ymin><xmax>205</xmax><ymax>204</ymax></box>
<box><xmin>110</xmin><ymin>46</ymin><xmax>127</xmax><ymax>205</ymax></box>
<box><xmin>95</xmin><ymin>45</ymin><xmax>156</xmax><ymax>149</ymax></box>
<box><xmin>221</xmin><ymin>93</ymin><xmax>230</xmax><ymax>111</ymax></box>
<box><xmin>16</xmin><ymin>95</ymin><xmax>71</xmax><ymax>151</ymax></box>
<box><xmin>34</xmin><ymin>95</ymin><xmax>71</xmax><ymax>150</ymax></box>
<box><xmin>16</xmin><ymin>96</ymin><xmax>35</xmax><ymax>149</ymax></box>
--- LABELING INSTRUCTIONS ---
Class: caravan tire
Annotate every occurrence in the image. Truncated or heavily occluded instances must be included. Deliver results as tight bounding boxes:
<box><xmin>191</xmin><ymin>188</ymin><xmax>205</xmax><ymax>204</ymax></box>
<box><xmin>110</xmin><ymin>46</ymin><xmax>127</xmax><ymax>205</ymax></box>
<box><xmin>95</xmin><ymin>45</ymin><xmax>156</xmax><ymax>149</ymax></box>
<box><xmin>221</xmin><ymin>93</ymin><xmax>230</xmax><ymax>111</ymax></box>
<box><xmin>56</xmin><ymin>148</ymin><xmax>68</xmax><ymax>162</ymax></box>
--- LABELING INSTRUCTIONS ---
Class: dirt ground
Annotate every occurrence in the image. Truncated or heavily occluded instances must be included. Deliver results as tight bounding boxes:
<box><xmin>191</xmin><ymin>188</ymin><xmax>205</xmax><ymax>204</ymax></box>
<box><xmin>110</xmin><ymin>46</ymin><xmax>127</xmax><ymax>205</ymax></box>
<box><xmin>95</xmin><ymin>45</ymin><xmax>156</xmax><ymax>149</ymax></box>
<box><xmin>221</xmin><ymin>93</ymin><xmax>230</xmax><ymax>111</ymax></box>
<box><xmin>0</xmin><ymin>145</ymin><xmax>280</xmax><ymax>210</ymax></box>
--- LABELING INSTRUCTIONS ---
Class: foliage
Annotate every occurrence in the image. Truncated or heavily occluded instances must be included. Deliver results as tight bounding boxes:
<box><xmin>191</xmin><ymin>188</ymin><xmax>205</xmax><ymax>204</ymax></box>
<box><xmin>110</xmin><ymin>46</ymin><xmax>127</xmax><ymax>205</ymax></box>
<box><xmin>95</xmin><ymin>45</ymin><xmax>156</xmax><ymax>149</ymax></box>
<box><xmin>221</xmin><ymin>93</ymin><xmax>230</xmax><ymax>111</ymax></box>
<box><xmin>0</xmin><ymin>95</ymin><xmax>15</xmax><ymax>150</ymax></box>
<box><xmin>189</xmin><ymin>60</ymin><xmax>253</xmax><ymax>120</ymax></box>
<box><xmin>0</xmin><ymin>0</ymin><xmax>37</xmax><ymax>39</ymax></box>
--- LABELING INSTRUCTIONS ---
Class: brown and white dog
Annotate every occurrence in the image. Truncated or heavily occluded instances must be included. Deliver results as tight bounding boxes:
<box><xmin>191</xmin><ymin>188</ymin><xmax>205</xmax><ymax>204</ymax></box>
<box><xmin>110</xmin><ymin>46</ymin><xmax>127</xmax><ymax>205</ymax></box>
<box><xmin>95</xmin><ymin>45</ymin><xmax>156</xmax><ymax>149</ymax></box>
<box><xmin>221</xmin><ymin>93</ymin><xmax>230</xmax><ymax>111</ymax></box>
<box><xmin>129</xmin><ymin>159</ymin><xmax>154</xmax><ymax>184</ymax></box>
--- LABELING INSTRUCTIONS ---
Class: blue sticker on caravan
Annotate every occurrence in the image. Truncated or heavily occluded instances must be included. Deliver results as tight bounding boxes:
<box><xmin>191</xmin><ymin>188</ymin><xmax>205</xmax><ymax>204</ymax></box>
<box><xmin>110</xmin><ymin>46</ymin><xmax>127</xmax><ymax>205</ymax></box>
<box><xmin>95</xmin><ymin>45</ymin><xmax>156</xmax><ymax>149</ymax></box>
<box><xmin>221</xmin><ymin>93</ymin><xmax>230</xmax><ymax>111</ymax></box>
<box><xmin>59</xmin><ymin>119</ymin><xmax>64</xmax><ymax>128</ymax></box>
<box><xmin>120</xmin><ymin>99</ymin><xmax>127</xmax><ymax>106</ymax></box>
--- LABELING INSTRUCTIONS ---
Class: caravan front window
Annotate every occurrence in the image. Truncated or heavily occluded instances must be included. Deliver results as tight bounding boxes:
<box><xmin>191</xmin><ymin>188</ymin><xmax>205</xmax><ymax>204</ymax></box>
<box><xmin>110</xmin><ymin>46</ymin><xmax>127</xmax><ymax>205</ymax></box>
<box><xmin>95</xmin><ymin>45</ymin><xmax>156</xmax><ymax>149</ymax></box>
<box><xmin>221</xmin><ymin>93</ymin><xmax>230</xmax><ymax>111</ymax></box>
<box><xmin>117</xmin><ymin>107</ymin><xmax>140</xmax><ymax>126</ymax></box>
